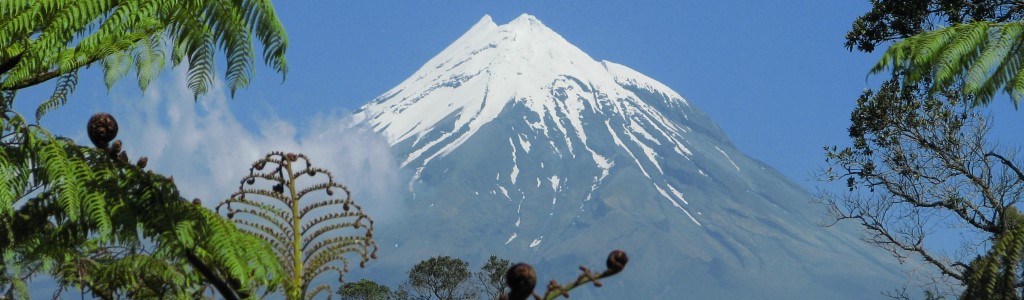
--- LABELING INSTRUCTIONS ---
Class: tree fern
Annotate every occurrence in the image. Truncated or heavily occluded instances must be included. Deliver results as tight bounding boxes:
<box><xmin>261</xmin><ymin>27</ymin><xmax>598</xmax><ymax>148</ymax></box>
<box><xmin>218</xmin><ymin>152</ymin><xmax>379</xmax><ymax>300</ymax></box>
<box><xmin>960</xmin><ymin>207</ymin><xmax>1024</xmax><ymax>299</ymax></box>
<box><xmin>1</xmin><ymin>112</ymin><xmax>286</xmax><ymax>299</ymax></box>
<box><xmin>34</xmin><ymin>70</ymin><xmax>77</xmax><ymax>123</ymax></box>
<box><xmin>873</xmin><ymin>21</ymin><xmax>1024</xmax><ymax>107</ymax></box>
<box><xmin>0</xmin><ymin>0</ymin><xmax>288</xmax><ymax>105</ymax></box>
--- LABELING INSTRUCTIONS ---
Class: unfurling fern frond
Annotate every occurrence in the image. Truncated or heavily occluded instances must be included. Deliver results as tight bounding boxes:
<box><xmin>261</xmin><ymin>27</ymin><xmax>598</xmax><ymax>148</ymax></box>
<box><xmin>218</xmin><ymin>152</ymin><xmax>378</xmax><ymax>300</ymax></box>
<box><xmin>873</xmin><ymin>21</ymin><xmax>1024</xmax><ymax>107</ymax></box>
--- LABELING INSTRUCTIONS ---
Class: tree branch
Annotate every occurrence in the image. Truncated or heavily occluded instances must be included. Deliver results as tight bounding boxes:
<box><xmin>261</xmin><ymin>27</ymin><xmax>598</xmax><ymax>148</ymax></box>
<box><xmin>0</xmin><ymin>53</ymin><xmax>24</xmax><ymax>76</ymax></box>
<box><xmin>857</xmin><ymin>214</ymin><xmax>966</xmax><ymax>281</ymax></box>
<box><xmin>2</xmin><ymin>70</ymin><xmax>63</xmax><ymax>91</ymax></box>
<box><xmin>185</xmin><ymin>251</ymin><xmax>240</xmax><ymax>300</ymax></box>
<box><xmin>986</xmin><ymin>152</ymin><xmax>1024</xmax><ymax>182</ymax></box>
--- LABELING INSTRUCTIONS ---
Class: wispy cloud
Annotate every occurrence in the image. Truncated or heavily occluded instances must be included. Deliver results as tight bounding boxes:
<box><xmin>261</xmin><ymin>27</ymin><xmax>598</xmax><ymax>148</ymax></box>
<box><xmin>109</xmin><ymin>69</ymin><xmax>406</xmax><ymax>222</ymax></box>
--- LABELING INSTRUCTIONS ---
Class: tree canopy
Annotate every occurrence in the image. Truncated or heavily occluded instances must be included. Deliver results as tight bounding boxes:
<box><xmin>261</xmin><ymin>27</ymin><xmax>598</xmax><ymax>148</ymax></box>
<box><xmin>405</xmin><ymin>256</ymin><xmax>476</xmax><ymax>300</ymax></box>
<box><xmin>824</xmin><ymin>1</ymin><xmax>1024</xmax><ymax>297</ymax></box>
<box><xmin>851</xmin><ymin>1</ymin><xmax>1024</xmax><ymax>106</ymax></box>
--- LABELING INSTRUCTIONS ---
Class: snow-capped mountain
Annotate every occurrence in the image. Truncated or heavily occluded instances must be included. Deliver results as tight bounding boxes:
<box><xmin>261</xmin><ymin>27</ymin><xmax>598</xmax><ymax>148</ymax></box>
<box><xmin>351</xmin><ymin>14</ymin><xmax>904</xmax><ymax>298</ymax></box>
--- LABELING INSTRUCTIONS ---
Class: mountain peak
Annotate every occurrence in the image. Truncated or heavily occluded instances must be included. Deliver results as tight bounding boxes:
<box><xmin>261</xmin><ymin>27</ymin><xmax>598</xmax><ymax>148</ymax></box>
<box><xmin>352</xmin><ymin>13</ymin><xmax>907</xmax><ymax>299</ymax></box>
<box><xmin>508</xmin><ymin>13</ymin><xmax>543</xmax><ymax>28</ymax></box>
<box><xmin>469</xmin><ymin>14</ymin><xmax>497</xmax><ymax>33</ymax></box>
<box><xmin>354</xmin><ymin>14</ymin><xmax>697</xmax><ymax>172</ymax></box>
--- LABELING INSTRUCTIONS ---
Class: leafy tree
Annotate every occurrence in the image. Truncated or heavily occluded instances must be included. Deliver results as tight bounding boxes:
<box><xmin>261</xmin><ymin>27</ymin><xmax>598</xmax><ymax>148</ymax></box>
<box><xmin>818</xmin><ymin>77</ymin><xmax>1024</xmax><ymax>297</ymax></box>
<box><xmin>405</xmin><ymin>256</ymin><xmax>476</xmax><ymax>300</ymax></box>
<box><xmin>0</xmin><ymin>0</ymin><xmax>290</xmax><ymax>298</ymax></box>
<box><xmin>848</xmin><ymin>1</ymin><xmax>1024</xmax><ymax>106</ymax></box>
<box><xmin>217</xmin><ymin>152</ymin><xmax>378</xmax><ymax>300</ymax></box>
<box><xmin>476</xmin><ymin>255</ymin><xmax>511</xmax><ymax>300</ymax></box>
<box><xmin>337</xmin><ymin>279</ymin><xmax>392</xmax><ymax>300</ymax></box>
<box><xmin>836</xmin><ymin>2</ymin><xmax>1024</xmax><ymax>297</ymax></box>
<box><xmin>846</xmin><ymin>0</ymin><xmax>1023</xmax><ymax>53</ymax></box>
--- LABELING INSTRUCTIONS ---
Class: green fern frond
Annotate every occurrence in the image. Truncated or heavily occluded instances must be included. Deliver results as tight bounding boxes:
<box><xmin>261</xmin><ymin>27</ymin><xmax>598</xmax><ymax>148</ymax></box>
<box><xmin>0</xmin><ymin>121</ymin><xmax>286</xmax><ymax>298</ymax></box>
<box><xmin>933</xmin><ymin>22</ymin><xmax>989</xmax><ymax>88</ymax></box>
<box><xmin>966</xmin><ymin>23</ymin><xmax>1024</xmax><ymax>102</ymax></box>
<box><xmin>1</xmin><ymin>0</ymin><xmax>288</xmax><ymax>106</ymax></box>
<box><xmin>874</xmin><ymin>21</ymin><xmax>1024</xmax><ymax>106</ymax></box>
<box><xmin>961</xmin><ymin>207</ymin><xmax>1024</xmax><ymax>299</ymax></box>
<box><xmin>35</xmin><ymin>70</ymin><xmax>78</xmax><ymax>122</ymax></box>
<box><xmin>132</xmin><ymin>34</ymin><xmax>166</xmax><ymax>91</ymax></box>
<box><xmin>102</xmin><ymin>52</ymin><xmax>131</xmax><ymax>90</ymax></box>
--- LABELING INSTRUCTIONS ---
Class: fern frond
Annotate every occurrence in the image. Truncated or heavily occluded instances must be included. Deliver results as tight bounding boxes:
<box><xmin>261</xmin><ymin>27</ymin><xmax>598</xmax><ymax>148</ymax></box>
<box><xmin>220</xmin><ymin>152</ymin><xmax>377</xmax><ymax>299</ymax></box>
<box><xmin>0</xmin><ymin>120</ymin><xmax>285</xmax><ymax>298</ymax></box>
<box><xmin>873</xmin><ymin>21</ymin><xmax>1024</xmax><ymax>106</ymax></box>
<box><xmin>101</xmin><ymin>51</ymin><xmax>131</xmax><ymax>89</ymax></box>
<box><xmin>0</xmin><ymin>0</ymin><xmax>288</xmax><ymax>107</ymax></box>
<box><xmin>961</xmin><ymin>207</ymin><xmax>1024</xmax><ymax>298</ymax></box>
<box><xmin>965</xmin><ymin>22</ymin><xmax>1023</xmax><ymax>101</ymax></box>
<box><xmin>35</xmin><ymin>70</ymin><xmax>78</xmax><ymax>122</ymax></box>
<box><xmin>133</xmin><ymin>34</ymin><xmax>166</xmax><ymax>91</ymax></box>
<box><xmin>304</xmin><ymin>284</ymin><xmax>332</xmax><ymax>300</ymax></box>
<box><xmin>933</xmin><ymin>22</ymin><xmax>989</xmax><ymax>89</ymax></box>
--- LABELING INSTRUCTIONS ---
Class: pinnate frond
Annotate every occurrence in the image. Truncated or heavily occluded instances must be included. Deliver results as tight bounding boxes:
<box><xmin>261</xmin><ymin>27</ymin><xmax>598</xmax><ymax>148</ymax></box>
<box><xmin>219</xmin><ymin>152</ymin><xmax>378</xmax><ymax>300</ymax></box>
<box><xmin>961</xmin><ymin>207</ymin><xmax>1024</xmax><ymax>298</ymax></box>
<box><xmin>0</xmin><ymin>0</ymin><xmax>288</xmax><ymax>103</ymax></box>
<box><xmin>0</xmin><ymin>114</ymin><xmax>286</xmax><ymax>298</ymax></box>
<box><xmin>34</xmin><ymin>70</ymin><xmax>77</xmax><ymax>123</ymax></box>
<box><xmin>873</xmin><ymin>21</ymin><xmax>1024</xmax><ymax>106</ymax></box>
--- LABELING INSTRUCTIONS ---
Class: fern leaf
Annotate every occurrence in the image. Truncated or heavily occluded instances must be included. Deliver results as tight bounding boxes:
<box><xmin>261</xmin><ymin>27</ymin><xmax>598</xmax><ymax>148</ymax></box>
<box><xmin>873</xmin><ymin>21</ymin><xmax>1024</xmax><ymax>106</ymax></box>
<box><xmin>35</xmin><ymin>70</ymin><xmax>78</xmax><ymax>123</ymax></box>
<box><xmin>933</xmin><ymin>22</ymin><xmax>989</xmax><ymax>89</ymax></box>
<box><xmin>220</xmin><ymin>152</ymin><xmax>377</xmax><ymax>299</ymax></box>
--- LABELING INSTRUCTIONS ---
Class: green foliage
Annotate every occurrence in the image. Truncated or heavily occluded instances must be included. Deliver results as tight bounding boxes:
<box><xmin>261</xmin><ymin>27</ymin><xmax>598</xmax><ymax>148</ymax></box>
<box><xmin>961</xmin><ymin>207</ymin><xmax>1024</xmax><ymax>300</ymax></box>
<box><xmin>0</xmin><ymin>0</ymin><xmax>288</xmax><ymax>107</ymax></box>
<box><xmin>337</xmin><ymin>279</ymin><xmax>392</xmax><ymax>300</ymax></box>
<box><xmin>849</xmin><ymin>1</ymin><xmax>1024</xmax><ymax>107</ymax></box>
<box><xmin>846</xmin><ymin>0</ymin><xmax>1022</xmax><ymax>53</ymax></box>
<box><xmin>404</xmin><ymin>256</ymin><xmax>476</xmax><ymax>300</ymax></box>
<box><xmin>819</xmin><ymin>72</ymin><xmax>1024</xmax><ymax>296</ymax></box>
<box><xmin>218</xmin><ymin>152</ymin><xmax>378</xmax><ymax>300</ymax></box>
<box><xmin>476</xmin><ymin>255</ymin><xmax>511</xmax><ymax>300</ymax></box>
<box><xmin>0</xmin><ymin>111</ymin><xmax>284</xmax><ymax>298</ymax></box>
<box><xmin>840</xmin><ymin>2</ymin><xmax>1024</xmax><ymax>295</ymax></box>
<box><xmin>0</xmin><ymin>0</ymin><xmax>293</xmax><ymax>297</ymax></box>
<box><xmin>871</xmin><ymin>21</ymin><xmax>1024</xmax><ymax>107</ymax></box>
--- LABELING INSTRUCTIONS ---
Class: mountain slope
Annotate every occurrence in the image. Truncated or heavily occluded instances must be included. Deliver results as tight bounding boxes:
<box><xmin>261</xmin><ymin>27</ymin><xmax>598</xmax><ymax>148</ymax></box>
<box><xmin>350</xmin><ymin>14</ymin><xmax>904</xmax><ymax>298</ymax></box>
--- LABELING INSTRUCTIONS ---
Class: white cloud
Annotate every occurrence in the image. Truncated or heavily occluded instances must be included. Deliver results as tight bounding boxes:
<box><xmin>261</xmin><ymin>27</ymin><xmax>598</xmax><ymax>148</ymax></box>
<box><xmin>109</xmin><ymin>69</ymin><xmax>406</xmax><ymax>222</ymax></box>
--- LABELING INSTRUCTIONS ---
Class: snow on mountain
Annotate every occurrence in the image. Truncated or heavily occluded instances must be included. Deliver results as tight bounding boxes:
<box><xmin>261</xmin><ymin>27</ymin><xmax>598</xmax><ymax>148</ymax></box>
<box><xmin>353</xmin><ymin>14</ymin><xmax>718</xmax><ymax>225</ymax></box>
<box><xmin>349</xmin><ymin>14</ymin><xmax>906</xmax><ymax>299</ymax></box>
